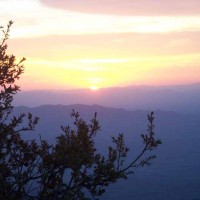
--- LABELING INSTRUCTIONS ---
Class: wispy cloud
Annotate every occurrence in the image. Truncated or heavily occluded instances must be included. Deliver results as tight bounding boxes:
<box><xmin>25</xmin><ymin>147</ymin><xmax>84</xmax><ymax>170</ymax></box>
<box><xmin>40</xmin><ymin>0</ymin><xmax>200</xmax><ymax>16</ymax></box>
<box><xmin>0</xmin><ymin>0</ymin><xmax>200</xmax><ymax>38</ymax></box>
<box><xmin>9</xmin><ymin>15</ymin><xmax>200</xmax><ymax>38</ymax></box>
<box><xmin>1</xmin><ymin>0</ymin><xmax>199</xmax><ymax>89</ymax></box>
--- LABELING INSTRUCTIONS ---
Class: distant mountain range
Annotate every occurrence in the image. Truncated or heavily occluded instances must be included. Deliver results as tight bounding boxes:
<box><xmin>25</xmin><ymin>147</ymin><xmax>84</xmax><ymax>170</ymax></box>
<box><xmin>14</xmin><ymin>83</ymin><xmax>200</xmax><ymax>113</ymax></box>
<box><xmin>13</xmin><ymin>104</ymin><xmax>200</xmax><ymax>200</ymax></box>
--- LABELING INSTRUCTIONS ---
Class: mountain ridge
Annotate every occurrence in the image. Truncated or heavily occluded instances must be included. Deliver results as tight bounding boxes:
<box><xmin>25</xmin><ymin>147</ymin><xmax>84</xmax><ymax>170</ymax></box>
<box><xmin>14</xmin><ymin>83</ymin><xmax>200</xmax><ymax>113</ymax></box>
<box><xmin>12</xmin><ymin>104</ymin><xmax>200</xmax><ymax>200</ymax></box>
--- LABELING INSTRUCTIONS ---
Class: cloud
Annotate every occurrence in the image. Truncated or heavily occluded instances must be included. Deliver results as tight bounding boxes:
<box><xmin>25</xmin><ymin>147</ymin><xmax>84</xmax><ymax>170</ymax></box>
<box><xmin>40</xmin><ymin>0</ymin><xmax>200</xmax><ymax>16</ymax></box>
<box><xmin>9</xmin><ymin>31</ymin><xmax>200</xmax><ymax>60</ymax></box>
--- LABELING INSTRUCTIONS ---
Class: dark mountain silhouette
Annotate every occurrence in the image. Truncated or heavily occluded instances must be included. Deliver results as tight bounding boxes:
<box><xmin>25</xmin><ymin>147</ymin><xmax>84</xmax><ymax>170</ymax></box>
<box><xmin>13</xmin><ymin>104</ymin><xmax>200</xmax><ymax>200</ymax></box>
<box><xmin>14</xmin><ymin>83</ymin><xmax>200</xmax><ymax>114</ymax></box>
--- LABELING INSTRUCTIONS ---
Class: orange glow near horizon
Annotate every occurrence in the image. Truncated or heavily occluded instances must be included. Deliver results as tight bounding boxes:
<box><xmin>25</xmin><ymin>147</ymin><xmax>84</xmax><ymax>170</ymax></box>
<box><xmin>1</xmin><ymin>0</ymin><xmax>200</xmax><ymax>90</ymax></box>
<box><xmin>90</xmin><ymin>86</ymin><xmax>99</xmax><ymax>91</ymax></box>
<box><xmin>15</xmin><ymin>52</ymin><xmax>200</xmax><ymax>90</ymax></box>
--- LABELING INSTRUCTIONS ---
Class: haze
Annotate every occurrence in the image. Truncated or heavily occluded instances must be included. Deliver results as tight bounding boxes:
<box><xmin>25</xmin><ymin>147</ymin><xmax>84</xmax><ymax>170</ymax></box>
<box><xmin>2</xmin><ymin>1</ymin><xmax>200</xmax><ymax>199</ymax></box>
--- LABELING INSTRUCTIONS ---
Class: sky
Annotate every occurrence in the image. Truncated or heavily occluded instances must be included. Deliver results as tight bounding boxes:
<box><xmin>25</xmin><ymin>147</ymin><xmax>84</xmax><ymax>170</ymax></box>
<box><xmin>1</xmin><ymin>0</ymin><xmax>200</xmax><ymax>90</ymax></box>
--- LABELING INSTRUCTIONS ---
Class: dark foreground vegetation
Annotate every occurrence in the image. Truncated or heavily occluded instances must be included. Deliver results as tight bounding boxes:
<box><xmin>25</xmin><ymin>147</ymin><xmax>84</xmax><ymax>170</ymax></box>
<box><xmin>0</xmin><ymin>21</ymin><xmax>161</xmax><ymax>199</ymax></box>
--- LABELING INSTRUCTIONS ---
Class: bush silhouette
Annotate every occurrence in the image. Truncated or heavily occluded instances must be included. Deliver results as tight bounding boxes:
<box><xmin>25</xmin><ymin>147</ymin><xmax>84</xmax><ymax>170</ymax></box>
<box><xmin>0</xmin><ymin>21</ymin><xmax>161</xmax><ymax>200</ymax></box>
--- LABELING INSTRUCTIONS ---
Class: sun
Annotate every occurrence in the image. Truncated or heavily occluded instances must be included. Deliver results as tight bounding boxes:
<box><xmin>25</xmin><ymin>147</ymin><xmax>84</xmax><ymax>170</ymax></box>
<box><xmin>90</xmin><ymin>86</ymin><xmax>99</xmax><ymax>91</ymax></box>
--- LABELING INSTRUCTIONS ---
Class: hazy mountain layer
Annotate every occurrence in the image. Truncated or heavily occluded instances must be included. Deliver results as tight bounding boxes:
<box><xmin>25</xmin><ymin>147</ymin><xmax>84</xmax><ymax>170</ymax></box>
<box><xmin>13</xmin><ymin>104</ymin><xmax>200</xmax><ymax>200</ymax></box>
<box><xmin>14</xmin><ymin>83</ymin><xmax>200</xmax><ymax>114</ymax></box>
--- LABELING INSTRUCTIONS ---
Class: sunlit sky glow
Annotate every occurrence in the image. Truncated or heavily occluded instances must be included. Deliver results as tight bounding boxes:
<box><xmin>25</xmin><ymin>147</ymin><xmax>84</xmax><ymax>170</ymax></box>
<box><xmin>1</xmin><ymin>0</ymin><xmax>200</xmax><ymax>90</ymax></box>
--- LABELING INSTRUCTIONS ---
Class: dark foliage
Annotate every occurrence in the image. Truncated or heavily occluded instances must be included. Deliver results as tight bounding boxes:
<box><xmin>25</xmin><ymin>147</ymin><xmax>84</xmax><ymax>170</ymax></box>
<box><xmin>0</xmin><ymin>21</ymin><xmax>161</xmax><ymax>200</ymax></box>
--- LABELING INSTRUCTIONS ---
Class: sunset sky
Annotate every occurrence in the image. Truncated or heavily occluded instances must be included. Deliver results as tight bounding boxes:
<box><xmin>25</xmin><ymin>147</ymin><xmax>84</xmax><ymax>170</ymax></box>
<box><xmin>1</xmin><ymin>0</ymin><xmax>200</xmax><ymax>90</ymax></box>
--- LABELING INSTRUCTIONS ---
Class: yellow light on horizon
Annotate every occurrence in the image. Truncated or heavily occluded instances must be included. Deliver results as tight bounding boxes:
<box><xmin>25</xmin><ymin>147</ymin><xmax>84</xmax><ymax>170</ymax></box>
<box><xmin>90</xmin><ymin>86</ymin><xmax>99</xmax><ymax>91</ymax></box>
